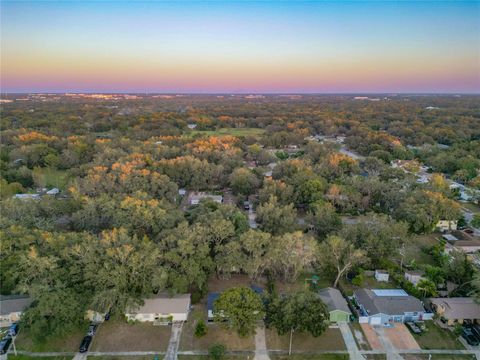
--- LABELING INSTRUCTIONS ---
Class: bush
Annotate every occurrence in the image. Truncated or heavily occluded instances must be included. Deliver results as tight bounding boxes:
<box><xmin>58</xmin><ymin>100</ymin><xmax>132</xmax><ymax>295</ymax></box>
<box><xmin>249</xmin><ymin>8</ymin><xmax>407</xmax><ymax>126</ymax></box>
<box><xmin>208</xmin><ymin>343</ymin><xmax>226</xmax><ymax>360</ymax></box>
<box><xmin>194</xmin><ymin>319</ymin><xmax>207</xmax><ymax>337</ymax></box>
<box><xmin>352</xmin><ymin>274</ymin><xmax>364</xmax><ymax>287</ymax></box>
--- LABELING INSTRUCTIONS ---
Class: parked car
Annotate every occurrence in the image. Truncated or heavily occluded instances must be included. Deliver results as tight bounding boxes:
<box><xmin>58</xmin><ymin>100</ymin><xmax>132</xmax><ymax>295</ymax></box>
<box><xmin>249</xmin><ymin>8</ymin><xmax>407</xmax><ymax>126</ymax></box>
<box><xmin>8</xmin><ymin>323</ymin><xmax>19</xmax><ymax>336</ymax></box>
<box><xmin>87</xmin><ymin>323</ymin><xmax>98</xmax><ymax>336</ymax></box>
<box><xmin>0</xmin><ymin>337</ymin><xmax>12</xmax><ymax>355</ymax></box>
<box><xmin>468</xmin><ymin>324</ymin><xmax>480</xmax><ymax>341</ymax></box>
<box><xmin>243</xmin><ymin>201</ymin><xmax>250</xmax><ymax>210</ymax></box>
<box><xmin>79</xmin><ymin>336</ymin><xmax>92</xmax><ymax>353</ymax></box>
<box><xmin>104</xmin><ymin>311</ymin><xmax>110</xmax><ymax>321</ymax></box>
<box><xmin>462</xmin><ymin>327</ymin><xmax>479</xmax><ymax>346</ymax></box>
<box><xmin>406</xmin><ymin>321</ymin><xmax>422</xmax><ymax>334</ymax></box>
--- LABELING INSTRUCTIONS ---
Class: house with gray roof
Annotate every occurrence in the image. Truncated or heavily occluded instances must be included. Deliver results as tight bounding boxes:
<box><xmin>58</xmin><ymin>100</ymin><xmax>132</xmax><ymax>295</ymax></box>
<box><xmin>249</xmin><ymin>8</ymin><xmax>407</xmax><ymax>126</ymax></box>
<box><xmin>0</xmin><ymin>295</ymin><xmax>32</xmax><ymax>327</ymax></box>
<box><xmin>318</xmin><ymin>287</ymin><xmax>352</xmax><ymax>323</ymax></box>
<box><xmin>125</xmin><ymin>293</ymin><xmax>190</xmax><ymax>324</ymax></box>
<box><xmin>428</xmin><ymin>297</ymin><xmax>480</xmax><ymax>326</ymax></box>
<box><xmin>353</xmin><ymin>289</ymin><xmax>432</xmax><ymax>326</ymax></box>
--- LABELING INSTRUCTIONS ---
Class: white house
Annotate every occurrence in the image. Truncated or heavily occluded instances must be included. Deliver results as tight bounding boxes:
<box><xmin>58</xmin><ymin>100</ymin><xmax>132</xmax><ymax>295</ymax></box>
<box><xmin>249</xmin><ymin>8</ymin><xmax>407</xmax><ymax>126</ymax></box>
<box><xmin>125</xmin><ymin>294</ymin><xmax>190</xmax><ymax>323</ymax></box>
<box><xmin>436</xmin><ymin>220</ymin><xmax>457</xmax><ymax>232</ymax></box>
<box><xmin>190</xmin><ymin>194</ymin><xmax>223</xmax><ymax>205</ymax></box>
<box><xmin>13</xmin><ymin>194</ymin><xmax>41</xmax><ymax>200</ymax></box>
<box><xmin>354</xmin><ymin>289</ymin><xmax>432</xmax><ymax>326</ymax></box>
<box><xmin>46</xmin><ymin>188</ymin><xmax>60</xmax><ymax>195</ymax></box>
<box><xmin>375</xmin><ymin>270</ymin><xmax>389</xmax><ymax>282</ymax></box>
<box><xmin>404</xmin><ymin>270</ymin><xmax>425</xmax><ymax>286</ymax></box>
<box><xmin>0</xmin><ymin>295</ymin><xmax>32</xmax><ymax>327</ymax></box>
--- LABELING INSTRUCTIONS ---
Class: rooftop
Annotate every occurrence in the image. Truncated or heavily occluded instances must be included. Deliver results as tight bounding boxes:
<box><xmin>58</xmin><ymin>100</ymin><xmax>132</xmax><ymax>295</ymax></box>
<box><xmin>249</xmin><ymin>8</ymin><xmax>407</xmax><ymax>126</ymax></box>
<box><xmin>354</xmin><ymin>289</ymin><xmax>425</xmax><ymax>316</ymax></box>
<box><xmin>127</xmin><ymin>293</ymin><xmax>190</xmax><ymax>314</ymax></box>
<box><xmin>318</xmin><ymin>287</ymin><xmax>351</xmax><ymax>314</ymax></box>
<box><xmin>0</xmin><ymin>295</ymin><xmax>32</xmax><ymax>315</ymax></box>
<box><xmin>429</xmin><ymin>297</ymin><xmax>480</xmax><ymax>320</ymax></box>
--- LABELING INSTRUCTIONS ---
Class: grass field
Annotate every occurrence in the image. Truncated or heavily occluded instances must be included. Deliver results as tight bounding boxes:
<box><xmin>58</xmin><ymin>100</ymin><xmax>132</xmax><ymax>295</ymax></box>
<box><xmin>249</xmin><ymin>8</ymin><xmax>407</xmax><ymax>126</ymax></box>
<box><xmin>14</xmin><ymin>324</ymin><xmax>87</xmax><ymax>352</ymax></box>
<box><xmin>90</xmin><ymin>320</ymin><xmax>171</xmax><ymax>351</ymax></box>
<box><xmin>179</xmin><ymin>305</ymin><xmax>254</xmax><ymax>351</ymax></box>
<box><xmin>187</xmin><ymin>128</ymin><xmax>265</xmax><ymax>138</ymax></box>
<box><xmin>265</xmin><ymin>328</ymin><xmax>346</xmax><ymax>352</ymax></box>
<box><xmin>412</xmin><ymin>322</ymin><xmax>464</xmax><ymax>350</ymax></box>
<box><xmin>32</xmin><ymin>167</ymin><xmax>70</xmax><ymax>190</ymax></box>
<box><xmin>8</xmin><ymin>357</ymin><xmax>71</xmax><ymax>360</ymax></box>
<box><xmin>270</xmin><ymin>355</ymin><xmax>349</xmax><ymax>360</ymax></box>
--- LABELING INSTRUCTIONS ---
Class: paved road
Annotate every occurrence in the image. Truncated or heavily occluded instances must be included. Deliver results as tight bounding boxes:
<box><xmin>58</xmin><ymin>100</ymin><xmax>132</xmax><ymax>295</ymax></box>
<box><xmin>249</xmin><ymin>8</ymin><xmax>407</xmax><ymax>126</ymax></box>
<box><xmin>72</xmin><ymin>353</ymin><xmax>87</xmax><ymax>360</ymax></box>
<box><xmin>248</xmin><ymin>204</ymin><xmax>257</xmax><ymax>229</ymax></box>
<box><xmin>254</xmin><ymin>324</ymin><xmax>270</xmax><ymax>360</ymax></box>
<box><xmin>338</xmin><ymin>323</ymin><xmax>365</xmax><ymax>360</ymax></box>
<box><xmin>164</xmin><ymin>322</ymin><xmax>183</xmax><ymax>360</ymax></box>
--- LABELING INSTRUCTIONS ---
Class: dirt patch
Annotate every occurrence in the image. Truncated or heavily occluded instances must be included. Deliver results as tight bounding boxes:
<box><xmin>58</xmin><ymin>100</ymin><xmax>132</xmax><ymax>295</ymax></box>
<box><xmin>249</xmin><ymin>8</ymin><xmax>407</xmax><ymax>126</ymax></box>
<box><xmin>90</xmin><ymin>320</ymin><xmax>171</xmax><ymax>351</ymax></box>
<box><xmin>384</xmin><ymin>323</ymin><xmax>420</xmax><ymax>350</ymax></box>
<box><xmin>360</xmin><ymin>324</ymin><xmax>383</xmax><ymax>350</ymax></box>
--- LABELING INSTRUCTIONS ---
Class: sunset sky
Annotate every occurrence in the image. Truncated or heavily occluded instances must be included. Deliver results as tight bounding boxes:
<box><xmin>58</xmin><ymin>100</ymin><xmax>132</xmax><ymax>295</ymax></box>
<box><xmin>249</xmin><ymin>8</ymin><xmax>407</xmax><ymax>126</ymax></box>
<box><xmin>1</xmin><ymin>1</ymin><xmax>479</xmax><ymax>93</ymax></box>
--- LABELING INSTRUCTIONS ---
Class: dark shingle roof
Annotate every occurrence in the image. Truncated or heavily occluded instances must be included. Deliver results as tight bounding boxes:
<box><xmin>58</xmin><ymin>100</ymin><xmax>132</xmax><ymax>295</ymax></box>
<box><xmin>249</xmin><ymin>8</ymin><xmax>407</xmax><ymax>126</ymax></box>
<box><xmin>354</xmin><ymin>289</ymin><xmax>425</xmax><ymax>315</ymax></box>
<box><xmin>318</xmin><ymin>287</ymin><xmax>351</xmax><ymax>314</ymax></box>
<box><xmin>0</xmin><ymin>295</ymin><xmax>32</xmax><ymax>315</ymax></box>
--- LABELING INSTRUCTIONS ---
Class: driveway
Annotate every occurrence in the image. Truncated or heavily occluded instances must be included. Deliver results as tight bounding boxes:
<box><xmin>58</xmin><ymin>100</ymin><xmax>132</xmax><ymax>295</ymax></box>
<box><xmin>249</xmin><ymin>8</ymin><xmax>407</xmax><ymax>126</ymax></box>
<box><xmin>384</xmin><ymin>324</ymin><xmax>420</xmax><ymax>350</ymax></box>
<box><xmin>338</xmin><ymin>323</ymin><xmax>365</xmax><ymax>359</ymax></box>
<box><xmin>164</xmin><ymin>322</ymin><xmax>183</xmax><ymax>360</ymax></box>
<box><xmin>254</xmin><ymin>324</ymin><xmax>269</xmax><ymax>360</ymax></box>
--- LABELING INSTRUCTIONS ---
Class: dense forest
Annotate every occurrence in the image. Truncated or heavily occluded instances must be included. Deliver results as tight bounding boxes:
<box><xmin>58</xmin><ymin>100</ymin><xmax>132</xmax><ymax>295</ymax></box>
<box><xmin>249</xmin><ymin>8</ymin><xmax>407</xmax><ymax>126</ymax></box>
<box><xmin>1</xmin><ymin>94</ymin><xmax>479</xmax><ymax>342</ymax></box>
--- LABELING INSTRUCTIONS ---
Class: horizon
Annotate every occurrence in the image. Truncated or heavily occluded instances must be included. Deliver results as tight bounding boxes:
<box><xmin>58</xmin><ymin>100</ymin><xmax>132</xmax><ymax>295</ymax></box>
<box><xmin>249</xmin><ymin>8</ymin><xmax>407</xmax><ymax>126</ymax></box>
<box><xmin>1</xmin><ymin>1</ymin><xmax>480</xmax><ymax>93</ymax></box>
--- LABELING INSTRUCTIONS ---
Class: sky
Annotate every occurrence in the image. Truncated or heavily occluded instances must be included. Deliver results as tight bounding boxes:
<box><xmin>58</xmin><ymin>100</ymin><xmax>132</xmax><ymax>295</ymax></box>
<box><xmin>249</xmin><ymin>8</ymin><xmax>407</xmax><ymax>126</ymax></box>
<box><xmin>1</xmin><ymin>1</ymin><xmax>479</xmax><ymax>93</ymax></box>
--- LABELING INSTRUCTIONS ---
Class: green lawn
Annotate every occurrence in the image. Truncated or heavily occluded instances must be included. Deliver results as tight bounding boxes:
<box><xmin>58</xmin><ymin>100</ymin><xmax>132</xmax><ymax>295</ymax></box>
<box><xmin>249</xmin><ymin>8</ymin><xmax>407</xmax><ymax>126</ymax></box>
<box><xmin>187</xmin><ymin>128</ymin><xmax>265</xmax><ymax>138</ymax></box>
<box><xmin>266</xmin><ymin>328</ymin><xmax>346</xmax><ymax>351</ymax></box>
<box><xmin>270</xmin><ymin>355</ymin><xmax>349</xmax><ymax>360</ymax></box>
<box><xmin>461</xmin><ymin>202</ymin><xmax>480</xmax><ymax>214</ymax></box>
<box><xmin>412</xmin><ymin>322</ymin><xmax>464</xmax><ymax>350</ymax></box>
<box><xmin>32</xmin><ymin>167</ymin><xmax>70</xmax><ymax>190</ymax></box>
<box><xmin>14</xmin><ymin>323</ymin><xmax>87</xmax><ymax>352</ymax></box>
<box><xmin>8</xmin><ymin>357</ymin><xmax>70</xmax><ymax>360</ymax></box>
<box><xmin>403</xmin><ymin>233</ymin><xmax>440</xmax><ymax>267</ymax></box>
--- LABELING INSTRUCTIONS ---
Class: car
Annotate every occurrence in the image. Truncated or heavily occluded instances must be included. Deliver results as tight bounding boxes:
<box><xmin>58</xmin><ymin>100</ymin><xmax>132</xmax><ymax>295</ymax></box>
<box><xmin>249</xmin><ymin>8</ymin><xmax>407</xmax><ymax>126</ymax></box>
<box><xmin>243</xmin><ymin>201</ymin><xmax>250</xmax><ymax>210</ymax></box>
<box><xmin>0</xmin><ymin>337</ymin><xmax>12</xmax><ymax>355</ymax></box>
<box><xmin>8</xmin><ymin>323</ymin><xmax>19</xmax><ymax>336</ymax></box>
<box><xmin>104</xmin><ymin>311</ymin><xmax>110</xmax><ymax>321</ymax></box>
<box><xmin>87</xmin><ymin>323</ymin><xmax>98</xmax><ymax>336</ymax></box>
<box><xmin>406</xmin><ymin>321</ymin><xmax>422</xmax><ymax>334</ymax></box>
<box><xmin>462</xmin><ymin>327</ymin><xmax>479</xmax><ymax>346</ymax></box>
<box><xmin>468</xmin><ymin>324</ymin><xmax>480</xmax><ymax>340</ymax></box>
<box><xmin>79</xmin><ymin>336</ymin><xmax>92</xmax><ymax>353</ymax></box>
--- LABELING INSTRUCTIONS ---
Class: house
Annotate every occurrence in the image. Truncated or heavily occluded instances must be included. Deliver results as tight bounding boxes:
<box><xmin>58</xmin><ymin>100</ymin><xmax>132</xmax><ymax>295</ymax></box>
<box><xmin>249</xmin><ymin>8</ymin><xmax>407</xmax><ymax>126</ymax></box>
<box><xmin>0</xmin><ymin>295</ymin><xmax>32</xmax><ymax>327</ymax></box>
<box><xmin>125</xmin><ymin>294</ymin><xmax>190</xmax><ymax>323</ymax></box>
<box><xmin>375</xmin><ymin>270</ymin><xmax>389</xmax><ymax>282</ymax></box>
<box><xmin>449</xmin><ymin>240</ymin><xmax>480</xmax><ymax>254</ymax></box>
<box><xmin>207</xmin><ymin>292</ymin><xmax>221</xmax><ymax>321</ymax></box>
<box><xmin>187</xmin><ymin>124</ymin><xmax>197</xmax><ymax>129</ymax></box>
<box><xmin>190</xmin><ymin>194</ymin><xmax>223</xmax><ymax>205</ymax></box>
<box><xmin>436</xmin><ymin>220</ymin><xmax>458</xmax><ymax>232</ymax></box>
<box><xmin>404</xmin><ymin>270</ymin><xmax>425</xmax><ymax>286</ymax></box>
<box><xmin>13</xmin><ymin>193</ymin><xmax>41</xmax><ymax>200</ymax></box>
<box><xmin>318</xmin><ymin>287</ymin><xmax>352</xmax><ymax>323</ymax></box>
<box><xmin>428</xmin><ymin>297</ymin><xmax>480</xmax><ymax>326</ymax></box>
<box><xmin>442</xmin><ymin>234</ymin><xmax>458</xmax><ymax>242</ymax></box>
<box><xmin>46</xmin><ymin>188</ymin><xmax>60</xmax><ymax>195</ymax></box>
<box><xmin>353</xmin><ymin>289</ymin><xmax>432</xmax><ymax>326</ymax></box>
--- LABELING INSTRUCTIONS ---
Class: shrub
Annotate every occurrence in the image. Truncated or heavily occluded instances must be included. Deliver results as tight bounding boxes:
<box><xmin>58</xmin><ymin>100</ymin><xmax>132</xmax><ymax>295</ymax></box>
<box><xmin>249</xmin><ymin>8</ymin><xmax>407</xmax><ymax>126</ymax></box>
<box><xmin>194</xmin><ymin>319</ymin><xmax>207</xmax><ymax>337</ymax></box>
<box><xmin>209</xmin><ymin>343</ymin><xmax>226</xmax><ymax>360</ymax></box>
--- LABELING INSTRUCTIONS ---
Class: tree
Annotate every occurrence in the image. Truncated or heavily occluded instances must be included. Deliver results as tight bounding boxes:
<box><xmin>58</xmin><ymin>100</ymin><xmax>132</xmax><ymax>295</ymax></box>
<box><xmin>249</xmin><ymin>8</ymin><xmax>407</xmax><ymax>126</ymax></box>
<box><xmin>266</xmin><ymin>291</ymin><xmax>329</xmax><ymax>354</ymax></box>
<box><xmin>472</xmin><ymin>214</ymin><xmax>480</xmax><ymax>228</ymax></box>
<box><xmin>317</xmin><ymin>235</ymin><xmax>367</xmax><ymax>288</ymax></box>
<box><xmin>213</xmin><ymin>287</ymin><xmax>265</xmax><ymax>337</ymax></box>
<box><xmin>416</xmin><ymin>279</ymin><xmax>437</xmax><ymax>298</ymax></box>
<box><xmin>269</xmin><ymin>232</ymin><xmax>318</xmax><ymax>283</ymax></box>
<box><xmin>256</xmin><ymin>196</ymin><xmax>297</xmax><ymax>235</ymax></box>
<box><xmin>229</xmin><ymin>168</ymin><xmax>259</xmax><ymax>196</ymax></box>
<box><xmin>239</xmin><ymin>230</ymin><xmax>273</xmax><ymax>280</ymax></box>
<box><xmin>307</xmin><ymin>201</ymin><xmax>341</xmax><ymax>239</ymax></box>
